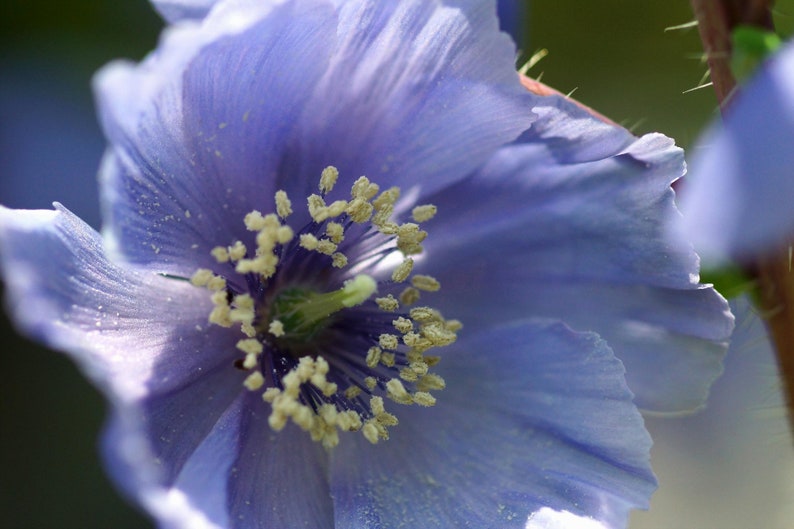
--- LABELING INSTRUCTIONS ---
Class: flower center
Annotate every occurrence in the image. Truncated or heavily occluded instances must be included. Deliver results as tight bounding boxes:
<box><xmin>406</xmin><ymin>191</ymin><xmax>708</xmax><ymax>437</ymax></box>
<box><xmin>189</xmin><ymin>166</ymin><xmax>459</xmax><ymax>448</ymax></box>
<box><xmin>270</xmin><ymin>275</ymin><xmax>376</xmax><ymax>351</ymax></box>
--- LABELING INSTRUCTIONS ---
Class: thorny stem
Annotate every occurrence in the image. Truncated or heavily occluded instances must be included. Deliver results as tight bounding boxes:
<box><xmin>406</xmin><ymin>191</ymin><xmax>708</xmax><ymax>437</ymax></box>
<box><xmin>689</xmin><ymin>0</ymin><xmax>794</xmax><ymax>437</ymax></box>
<box><xmin>754</xmin><ymin>248</ymin><xmax>794</xmax><ymax>433</ymax></box>
<box><xmin>690</xmin><ymin>0</ymin><xmax>774</xmax><ymax>105</ymax></box>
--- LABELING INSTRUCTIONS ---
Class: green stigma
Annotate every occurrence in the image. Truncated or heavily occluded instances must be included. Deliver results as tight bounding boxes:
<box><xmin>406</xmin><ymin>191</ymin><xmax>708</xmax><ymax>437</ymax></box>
<box><xmin>270</xmin><ymin>274</ymin><xmax>377</xmax><ymax>344</ymax></box>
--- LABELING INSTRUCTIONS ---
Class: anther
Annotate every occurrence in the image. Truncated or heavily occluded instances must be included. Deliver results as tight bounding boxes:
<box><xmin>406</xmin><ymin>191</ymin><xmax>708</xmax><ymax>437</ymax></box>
<box><xmin>189</xmin><ymin>168</ymin><xmax>458</xmax><ymax>448</ymax></box>
<box><xmin>412</xmin><ymin>204</ymin><xmax>437</xmax><ymax>222</ymax></box>
<box><xmin>319</xmin><ymin>166</ymin><xmax>339</xmax><ymax>194</ymax></box>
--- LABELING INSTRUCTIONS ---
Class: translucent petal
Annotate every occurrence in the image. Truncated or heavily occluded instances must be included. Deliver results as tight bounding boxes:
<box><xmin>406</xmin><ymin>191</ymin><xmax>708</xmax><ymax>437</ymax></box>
<box><xmin>151</xmin><ymin>0</ymin><xmax>219</xmax><ymax>23</ymax></box>
<box><xmin>679</xmin><ymin>40</ymin><xmax>794</xmax><ymax>262</ymax></box>
<box><xmin>330</xmin><ymin>321</ymin><xmax>654</xmax><ymax>529</ymax></box>
<box><xmin>0</xmin><ymin>203</ymin><xmax>261</xmax><ymax>520</ymax></box>
<box><xmin>102</xmin><ymin>399</ymin><xmax>244</xmax><ymax>529</ymax></box>
<box><xmin>96</xmin><ymin>0</ymin><xmax>535</xmax><ymax>275</ymax></box>
<box><xmin>104</xmin><ymin>394</ymin><xmax>334</xmax><ymax>529</ymax></box>
<box><xmin>224</xmin><ymin>395</ymin><xmax>333</xmax><ymax>528</ymax></box>
<box><xmin>0</xmin><ymin>204</ymin><xmax>238</xmax><ymax>403</ymax></box>
<box><xmin>95</xmin><ymin>0</ymin><xmax>336</xmax><ymax>276</ymax></box>
<box><xmin>280</xmin><ymin>0</ymin><xmax>536</xmax><ymax>203</ymax></box>
<box><xmin>421</xmin><ymin>96</ymin><xmax>732</xmax><ymax>413</ymax></box>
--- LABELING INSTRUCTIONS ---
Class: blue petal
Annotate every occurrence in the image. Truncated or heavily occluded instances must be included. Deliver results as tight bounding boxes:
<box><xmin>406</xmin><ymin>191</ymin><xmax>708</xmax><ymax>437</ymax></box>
<box><xmin>421</xmin><ymin>95</ymin><xmax>733</xmax><ymax>413</ymax></box>
<box><xmin>96</xmin><ymin>0</ymin><xmax>535</xmax><ymax>276</ymax></box>
<box><xmin>497</xmin><ymin>0</ymin><xmax>526</xmax><ymax>42</ymax></box>
<box><xmin>679</xmin><ymin>40</ymin><xmax>794</xmax><ymax>262</ymax></box>
<box><xmin>515</xmin><ymin>92</ymin><xmax>636</xmax><ymax>163</ymax></box>
<box><xmin>102</xmin><ymin>398</ymin><xmax>244</xmax><ymax>529</ymax></box>
<box><xmin>151</xmin><ymin>0</ymin><xmax>218</xmax><ymax>23</ymax></box>
<box><xmin>0</xmin><ymin>204</ymin><xmax>237</xmax><ymax>402</ymax></box>
<box><xmin>224</xmin><ymin>395</ymin><xmax>333</xmax><ymax>529</ymax></box>
<box><xmin>526</xmin><ymin>508</ymin><xmax>611</xmax><ymax>529</ymax></box>
<box><xmin>0</xmin><ymin>205</ymin><xmax>253</xmax><ymax>526</ymax></box>
<box><xmin>105</xmin><ymin>393</ymin><xmax>334</xmax><ymax>529</ymax></box>
<box><xmin>95</xmin><ymin>0</ymin><xmax>337</xmax><ymax>276</ymax></box>
<box><xmin>635</xmin><ymin>297</ymin><xmax>794</xmax><ymax>528</ymax></box>
<box><xmin>282</xmin><ymin>0</ymin><xmax>535</xmax><ymax>200</ymax></box>
<box><xmin>330</xmin><ymin>321</ymin><xmax>655</xmax><ymax>529</ymax></box>
<box><xmin>0</xmin><ymin>205</ymin><xmax>332</xmax><ymax>527</ymax></box>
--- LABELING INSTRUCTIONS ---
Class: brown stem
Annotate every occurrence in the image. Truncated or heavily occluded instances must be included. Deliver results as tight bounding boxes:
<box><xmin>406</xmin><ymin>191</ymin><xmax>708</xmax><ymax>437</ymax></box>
<box><xmin>689</xmin><ymin>0</ymin><xmax>794</xmax><ymax>435</ymax></box>
<box><xmin>690</xmin><ymin>0</ymin><xmax>774</xmax><ymax>105</ymax></box>
<box><xmin>690</xmin><ymin>0</ymin><xmax>738</xmax><ymax>104</ymax></box>
<box><xmin>755</xmin><ymin>247</ymin><xmax>794</xmax><ymax>430</ymax></box>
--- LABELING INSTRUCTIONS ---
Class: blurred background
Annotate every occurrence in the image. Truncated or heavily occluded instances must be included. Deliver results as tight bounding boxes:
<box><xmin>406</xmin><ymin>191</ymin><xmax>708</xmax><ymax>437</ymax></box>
<box><xmin>1</xmin><ymin>1</ymin><xmax>794</xmax><ymax>527</ymax></box>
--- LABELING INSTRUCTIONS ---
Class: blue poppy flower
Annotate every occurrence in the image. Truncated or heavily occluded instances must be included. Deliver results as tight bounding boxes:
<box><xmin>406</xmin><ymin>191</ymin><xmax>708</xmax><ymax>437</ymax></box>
<box><xmin>150</xmin><ymin>0</ymin><xmax>217</xmax><ymax>22</ymax></box>
<box><xmin>150</xmin><ymin>0</ymin><xmax>527</xmax><ymax>41</ymax></box>
<box><xmin>678</xmin><ymin>39</ymin><xmax>794</xmax><ymax>263</ymax></box>
<box><xmin>0</xmin><ymin>1</ymin><xmax>732</xmax><ymax>528</ymax></box>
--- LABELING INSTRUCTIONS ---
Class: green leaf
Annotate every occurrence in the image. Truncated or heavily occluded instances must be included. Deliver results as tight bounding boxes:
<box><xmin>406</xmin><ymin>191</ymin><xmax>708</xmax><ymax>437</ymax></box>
<box><xmin>731</xmin><ymin>25</ymin><xmax>782</xmax><ymax>82</ymax></box>
<box><xmin>700</xmin><ymin>264</ymin><xmax>755</xmax><ymax>299</ymax></box>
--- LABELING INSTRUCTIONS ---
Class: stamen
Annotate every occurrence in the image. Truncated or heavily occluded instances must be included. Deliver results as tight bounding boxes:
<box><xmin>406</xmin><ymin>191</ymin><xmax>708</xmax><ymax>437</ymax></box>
<box><xmin>346</xmin><ymin>197</ymin><xmax>374</xmax><ymax>223</ymax></box>
<box><xmin>378</xmin><ymin>334</ymin><xmax>399</xmax><ymax>350</ymax></box>
<box><xmin>316</xmin><ymin>239</ymin><xmax>337</xmax><ymax>255</ymax></box>
<box><xmin>319</xmin><ymin>166</ymin><xmax>339</xmax><ymax>194</ymax></box>
<box><xmin>308</xmin><ymin>194</ymin><xmax>329</xmax><ymax>223</ymax></box>
<box><xmin>350</xmin><ymin>176</ymin><xmax>379</xmax><ymax>200</ymax></box>
<box><xmin>268</xmin><ymin>320</ymin><xmax>285</xmax><ymax>337</ymax></box>
<box><xmin>386</xmin><ymin>379</ymin><xmax>412</xmax><ymax>404</ymax></box>
<box><xmin>190</xmin><ymin>268</ymin><xmax>214</xmax><ymax>287</ymax></box>
<box><xmin>326</xmin><ymin>200</ymin><xmax>348</xmax><ymax>217</ymax></box>
<box><xmin>399</xmin><ymin>287</ymin><xmax>421</xmax><ymax>305</ymax></box>
<box><xmin>411</xmin><ymin>204</ymin><xmax>437</xmax><ymax>222</ymax></box>
<box><xmin>373</xmin><ymin>186</ymin><xmax>400</xmax><ymax>209</ymax></box>
<box><xmin>326</xmin><ymin>222</ymin><xmax>344</xmax><ymax>243</ymax></box>
<box><xmin>391</xmin><ymin>258</ymin><xmax>414</xmax><ymax>283</ymax></box>
<box><xmin>375</xmin><ymin>294</ymin><xmax>399</xmax><ymax>312</ymax></box>
<box><xmin>244</xmin><ymin>210</ymin><xmax>268</xmax><ymax>231</ymax></box>
<box><xmin>412</xmin><ymin>391</ymin><xmax>436</xmax><ymax>407</ymax></box>
<box><xmin>188</xmin><ymin>167</ymin><xmax>458</xmax><ymax>448</ymax></box>
<box><xmin>366</xmin><ymin>346</ymin><xmax>382</xmax><ymax>368</ymax></box>
<box><xmin>228</xmin><ymin>241</ymin><xmax>247</xmax><ymax>261</ymax></box>
<box><xmin>393</xmin><ymin>317</ymin><xmax>413</xmax><ymax>333</ymax></box>
<box><xmin>331</xmin><ymin>253</ymin><xmax>348</xmax><ymax>268</ymax></box>
<box><xmin>300</xmin><ymin>233</ymin><xmax>319</xmax><ymax>250</ymax></box>
<box><xmin>243</xmin><ymin>371</ymin><xmax>265</xmax><ymax>390</ymax></box>
<box><xmin>211</xmin><ymin>246</ymin><xmax>230</xmax><ymax>263</ymax></box>
<box><xmin>275</xmin><ymin>190</ymin><xmax>292</xmax><ymax>218</ymax></box>
<box><xmin>236</xmin><ymin>338</ymin><xmax>263</xmax><ymax>355</ymax></box>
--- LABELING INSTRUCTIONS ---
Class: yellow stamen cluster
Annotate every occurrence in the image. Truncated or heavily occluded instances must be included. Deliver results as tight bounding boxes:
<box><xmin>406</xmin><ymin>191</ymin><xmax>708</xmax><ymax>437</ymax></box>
<box><xmin>261</xmin><ymin>356</ymin><xmax>361</xmax><ymax>449</ymax></box>
<box><xmin>361</xmin><ymin>396</ymin><xmax>399</xmax><ymax>444</ymax></box>
<box><xmin>190</xmin><ymin>166</ymin><xmax>458</xmax><ymax>448</ymax></box>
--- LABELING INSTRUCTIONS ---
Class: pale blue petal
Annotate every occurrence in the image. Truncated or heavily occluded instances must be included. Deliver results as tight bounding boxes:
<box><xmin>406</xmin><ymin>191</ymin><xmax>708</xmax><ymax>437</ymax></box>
<box><xmin>421</xmin><ymin>96</ymin><xmax>732</xmax><ymax>413</ymax></box>
<box><xmin>0</xmin><ymin>205</ymin><xmax>255</xmax><ymax>527</ymax></box>
<box><xmin>0</xmin><ymin>204</ymin><xmax>237</xmax><ymax>403</ymax></box>
<box><xmin>95</xmin><ymin>0</ymin><xmax>336</xmax><ymax>276</ymax></box>
<box><xmin>225</xmin><ymin>395</ymin><xmax>333</xmax><ymax>529</ymax></box>
<box><xmin>102</xmin><ymin>399</ymin><xmax>244</xmax><ymax>529</ymax></box>
<box><xmin>0</xmin><ymin>204</ymin><xmax>331</xmax><ymax>528</ymax></box>
<box><xmin>526</xmin><ymin>508</ymin><xmax>611</xmax><ymax>529</ymax></box>
<box><xmin>105</xmin><ymin>393</ymin><xmax>334</xmax><ymax>529</ymax></box>
<box><xmin>516</xmin><ymin>91</ymin><xmax>636</xmax><ymax>163</ymax></box>
<box><xmin>152</xmin><ymin>0</ymin><xmax>219</xmax><ymax>23</ymax></box>
<box><xmin>97</xmin><ymin>0</ymin><xmax>535</xmax><ymax>276</ymax></box>
<box><xmin>330</xmin><ymin>321</ymin><xmax>654</xmax><ymax>529</ymax></box>
<box><xmin>282</xmin><ymin>0</ymin><xmax>536</xmax><ymax>202</ymax></box>
<box><xmin>680</xmin><ymin>40</ymin><xmax>794</xmax><ymax>262</ymax></box>
<box><xmin>497</xmin><ymin>0</ymin><xmax>526</xmax><ymax>42</ymax></box>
